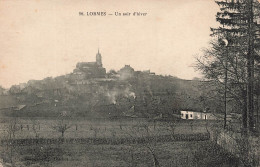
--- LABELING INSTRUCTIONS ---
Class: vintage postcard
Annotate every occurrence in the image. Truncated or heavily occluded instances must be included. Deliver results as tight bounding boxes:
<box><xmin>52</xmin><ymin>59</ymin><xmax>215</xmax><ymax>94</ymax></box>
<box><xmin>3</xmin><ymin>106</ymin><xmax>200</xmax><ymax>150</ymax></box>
<box><xmin>0</xmin><ymin>0</ymin><xmax>259</xmax><ymax>166</ymax></box>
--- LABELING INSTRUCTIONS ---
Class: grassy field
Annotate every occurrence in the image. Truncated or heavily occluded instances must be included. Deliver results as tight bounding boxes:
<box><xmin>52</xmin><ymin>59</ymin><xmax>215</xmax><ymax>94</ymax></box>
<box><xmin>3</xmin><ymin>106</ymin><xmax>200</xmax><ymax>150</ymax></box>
<box><xmin>0</xmin><ymin>117</ymin><xmax>212</xmax><ymax>139</ymax></box>
<box><xmin>0</xmin><ymin>118</ymin><xmax>239</xmax><ymax>167</ymax></box>
<box><xmin>1</xmin><ymin>140</ymin><xmax>239</xmax><ymax>167</ymax></box>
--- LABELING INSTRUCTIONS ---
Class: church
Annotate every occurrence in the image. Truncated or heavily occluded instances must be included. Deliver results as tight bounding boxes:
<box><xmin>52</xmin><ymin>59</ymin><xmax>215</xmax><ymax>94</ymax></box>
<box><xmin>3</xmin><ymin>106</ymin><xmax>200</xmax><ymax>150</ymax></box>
<box><xmin>72</xmin><ymin>49</ymin><xmax>106</xmax><ymax>79</ymax></box>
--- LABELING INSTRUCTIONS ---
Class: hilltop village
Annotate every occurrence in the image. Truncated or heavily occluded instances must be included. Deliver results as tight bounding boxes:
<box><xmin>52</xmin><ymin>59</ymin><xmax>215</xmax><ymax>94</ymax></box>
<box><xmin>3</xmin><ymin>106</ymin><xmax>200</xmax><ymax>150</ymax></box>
<box><xmin>0</xmin><ymin>50</ymin><xmax>217</xmax><ymax>119</ymax></box>
<box><xmin>68</xmin><ymin>49</ymin><xmax>155</xmax><ymax>84</ymax></box>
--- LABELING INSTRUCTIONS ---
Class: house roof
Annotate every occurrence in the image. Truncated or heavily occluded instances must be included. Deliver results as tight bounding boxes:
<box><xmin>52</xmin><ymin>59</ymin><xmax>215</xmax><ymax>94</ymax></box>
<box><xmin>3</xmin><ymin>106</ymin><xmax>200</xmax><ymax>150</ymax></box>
<box><xmin>180</xmin><ymin>110</ymin><xmax>211</xmax><ymax>114</ymax></box>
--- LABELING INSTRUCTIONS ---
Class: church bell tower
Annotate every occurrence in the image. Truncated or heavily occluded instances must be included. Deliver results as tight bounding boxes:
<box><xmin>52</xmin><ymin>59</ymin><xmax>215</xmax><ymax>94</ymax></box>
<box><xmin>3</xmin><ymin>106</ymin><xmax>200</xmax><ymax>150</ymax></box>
<box><xmin>96</xmin><ymin>49</ymin><xmax>102</xmax><ymax>67</ymax></box>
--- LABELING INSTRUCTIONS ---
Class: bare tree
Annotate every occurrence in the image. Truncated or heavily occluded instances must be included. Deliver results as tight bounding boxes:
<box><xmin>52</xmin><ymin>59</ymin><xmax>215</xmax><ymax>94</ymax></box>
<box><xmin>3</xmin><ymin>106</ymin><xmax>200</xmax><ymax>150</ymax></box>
<box><xmin>165</xmin><ymin>121</ymin><xmax>176</xmax><ymax>136</ymax></box>
<box><xmin>6</xmin><ymin>118</ymin><xmax>20</xmax><ymax>140</ymax></box>
<box><xmin>92</xmin><ymin>127</ymin><xmax>100</xmax><ymax>138</ymax></box>
<box><xmin>31</xmin><ymin>119</ymin><xmax>41</xmax><ymax>138</ymax></box>
<box><xmin>198</xmin><ymin>0</ymin><xmax>260</xmax><ymax>134</ymax></box>
<box><xmin>51</xmin><ymin>111</ymin><xmax>72</xmax><ymax>138</ymax></box>
<box><xmin>2</xmin><ymin>118</ymin><xmax>20</xmax><ymax>165</ymax></box>
<box><xmin>123</xmin><ymin>122</ymin><xmax>161</xmax><ymax>167</ymax></box>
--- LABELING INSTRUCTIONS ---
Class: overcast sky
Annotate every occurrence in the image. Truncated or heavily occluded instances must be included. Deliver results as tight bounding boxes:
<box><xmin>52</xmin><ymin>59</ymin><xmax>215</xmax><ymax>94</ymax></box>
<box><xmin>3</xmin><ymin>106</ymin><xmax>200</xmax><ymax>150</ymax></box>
<box><xmin>0</xmin><ymin>0</ymin><xmax>219</xmax><ymax>88</ymax></box>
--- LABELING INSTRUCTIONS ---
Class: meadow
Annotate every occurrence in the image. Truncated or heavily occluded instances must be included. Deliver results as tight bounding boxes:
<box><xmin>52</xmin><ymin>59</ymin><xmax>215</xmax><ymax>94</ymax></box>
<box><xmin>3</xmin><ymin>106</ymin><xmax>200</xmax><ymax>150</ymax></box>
<box><xmin>1</xmin><ymin>140</ymin><xmax>239</xmax><ymax>167</ymax></box>
<box><xmin>0</xmin><ymin>117</ymin><xmax>239</xmax><ymax>167</ymax></box>
<box><xmin>0</xmin><ymin>117</ymin><xmax>211</xmax><ymax>139</ymax></box>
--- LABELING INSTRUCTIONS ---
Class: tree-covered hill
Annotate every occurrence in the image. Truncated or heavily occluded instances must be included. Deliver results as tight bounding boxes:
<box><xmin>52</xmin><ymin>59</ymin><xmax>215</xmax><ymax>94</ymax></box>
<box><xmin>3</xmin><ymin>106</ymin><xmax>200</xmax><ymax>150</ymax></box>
<box><xmin>0</xmin><ymin>69</ymin><xmax>222</xmax><ymax>118</ymax></box>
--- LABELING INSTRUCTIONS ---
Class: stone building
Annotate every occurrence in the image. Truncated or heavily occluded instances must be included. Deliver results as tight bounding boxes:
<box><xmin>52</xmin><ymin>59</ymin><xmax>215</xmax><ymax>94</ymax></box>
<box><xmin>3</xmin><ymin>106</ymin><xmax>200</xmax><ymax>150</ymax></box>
<box><xmin>118</xmin><ymin>65</ymin><xmax>135</xmax><ymax>80</ymax></box>
<box><xmin>72</xmin><ymin>49</ymin><xmax>106</xmax><ymax>80</ymax></box>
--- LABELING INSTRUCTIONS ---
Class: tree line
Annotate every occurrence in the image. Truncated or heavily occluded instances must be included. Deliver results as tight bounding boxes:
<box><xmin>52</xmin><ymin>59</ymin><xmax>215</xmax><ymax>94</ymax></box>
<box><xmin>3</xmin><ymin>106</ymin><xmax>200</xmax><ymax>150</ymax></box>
<box><xmin>196</xmin><ymin>0</ymin><xmax>260</xmax><ymax>134</ymax></box>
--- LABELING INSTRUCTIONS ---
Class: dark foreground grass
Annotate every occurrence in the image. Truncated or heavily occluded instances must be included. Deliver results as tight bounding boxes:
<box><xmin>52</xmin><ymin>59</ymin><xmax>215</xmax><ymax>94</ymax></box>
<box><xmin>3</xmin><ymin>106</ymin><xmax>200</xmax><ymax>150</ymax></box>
<box><xmin>1</xmin><ymin>140</ymin><xmax>239</xmax><ymax>167</ymax></box>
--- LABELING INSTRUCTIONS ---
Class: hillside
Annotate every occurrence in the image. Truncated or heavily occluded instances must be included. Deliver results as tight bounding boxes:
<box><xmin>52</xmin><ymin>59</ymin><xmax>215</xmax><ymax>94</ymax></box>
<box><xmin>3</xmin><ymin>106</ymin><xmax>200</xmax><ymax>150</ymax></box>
<box><xmin>1</xmin><ymin>66</ymin><xmax>217</xmax><ymax>118</ymax></box>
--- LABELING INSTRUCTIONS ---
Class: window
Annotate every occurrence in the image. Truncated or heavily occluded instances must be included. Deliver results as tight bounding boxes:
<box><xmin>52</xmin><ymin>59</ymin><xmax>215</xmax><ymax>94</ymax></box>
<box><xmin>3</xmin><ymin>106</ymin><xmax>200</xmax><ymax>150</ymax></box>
<box><xmin>190</xmin><ymin>114</ymin><xmax>192</xmax><ymax>118</ymax></box>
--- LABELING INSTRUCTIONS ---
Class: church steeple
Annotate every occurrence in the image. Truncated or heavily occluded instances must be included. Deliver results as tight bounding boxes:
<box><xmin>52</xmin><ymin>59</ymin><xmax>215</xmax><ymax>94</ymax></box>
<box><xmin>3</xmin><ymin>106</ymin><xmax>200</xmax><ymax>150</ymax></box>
<box><xmin>96</xmin><ymin>48</ymin><xmax>102</xmax><ymax>67</ymax></box>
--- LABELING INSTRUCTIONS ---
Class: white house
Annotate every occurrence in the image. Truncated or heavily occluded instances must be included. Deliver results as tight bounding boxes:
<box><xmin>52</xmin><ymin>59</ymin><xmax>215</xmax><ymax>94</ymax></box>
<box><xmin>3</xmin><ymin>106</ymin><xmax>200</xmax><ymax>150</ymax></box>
<box><xmin>180</xmin><ymin>110</ymin><xmax>217</xmax><ymax>120</ymax></box>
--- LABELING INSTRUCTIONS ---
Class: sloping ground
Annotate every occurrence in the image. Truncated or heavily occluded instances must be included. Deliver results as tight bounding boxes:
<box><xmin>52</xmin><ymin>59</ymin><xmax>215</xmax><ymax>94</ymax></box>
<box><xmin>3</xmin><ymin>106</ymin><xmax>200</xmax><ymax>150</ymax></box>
<box><xmin>0</xmin><ymin>95</ymin><xmax>17</xmax><ymax>109</ymax></box>
<box><xmin>209</xmin><ymin>127</ymin><xmax>260</xmax><ymax>166</ymax></box>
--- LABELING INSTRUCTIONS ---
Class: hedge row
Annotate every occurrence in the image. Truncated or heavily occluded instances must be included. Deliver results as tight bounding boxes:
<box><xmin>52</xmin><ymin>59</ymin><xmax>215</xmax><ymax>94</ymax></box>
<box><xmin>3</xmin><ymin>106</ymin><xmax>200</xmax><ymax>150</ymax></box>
<box><xmin>1</xmin><ymin>133</ymin><xmax>210</xmax><ymax>146</ymax></box>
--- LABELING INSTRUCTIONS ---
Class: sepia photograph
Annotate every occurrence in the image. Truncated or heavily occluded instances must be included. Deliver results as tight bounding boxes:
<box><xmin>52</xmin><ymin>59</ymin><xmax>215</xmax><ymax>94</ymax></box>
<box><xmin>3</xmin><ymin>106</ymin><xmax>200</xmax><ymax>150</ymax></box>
<box><xmin>0</xmin><ymin>0</ymin><xmax>260</xmax><ymax>166</ymax></box>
